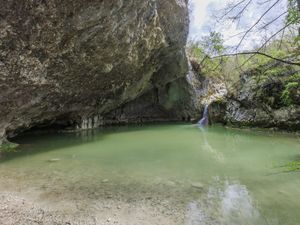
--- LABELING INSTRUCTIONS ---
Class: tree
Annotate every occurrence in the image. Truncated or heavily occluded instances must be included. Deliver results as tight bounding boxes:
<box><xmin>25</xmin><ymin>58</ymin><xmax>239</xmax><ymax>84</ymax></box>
<box><xmin>213</xmin><ymin>0</ymin><xmax>300</xmax><ymax>67</ymax></box>
<box><xmin>286</xmin><ymin>0</ymin><xmax>300</xmax><ymax>34</ymax></box>
<box><xmin>200</xmin><ymin>31</ymin><xmax>225</xmax><ymax>57</ymax></box>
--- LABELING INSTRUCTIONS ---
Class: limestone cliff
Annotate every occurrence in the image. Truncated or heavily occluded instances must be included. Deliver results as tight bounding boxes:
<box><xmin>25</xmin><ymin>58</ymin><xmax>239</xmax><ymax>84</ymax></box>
<box><xmin>0</xmin><ymin>0</ymin><xmax>194</xmax><ymax>143</ymax></box>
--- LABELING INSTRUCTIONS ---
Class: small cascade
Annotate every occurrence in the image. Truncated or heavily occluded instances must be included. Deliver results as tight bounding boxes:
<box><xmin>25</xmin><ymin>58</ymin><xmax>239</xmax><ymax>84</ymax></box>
<box><xmin>198</xmin><ymin>105</ymin><xmax>209</xmax><ymax>127</ymax></box>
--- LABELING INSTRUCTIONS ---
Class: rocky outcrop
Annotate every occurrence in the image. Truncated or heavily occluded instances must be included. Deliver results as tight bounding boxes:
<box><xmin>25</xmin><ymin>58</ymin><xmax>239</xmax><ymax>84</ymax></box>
<box><xmin>209</xmin><ymin>61</ymin><xmax>300</xmax><ymax>131</ymax></box>
<box><xmin>187</xmin><ymin>59</ymin><xmax>227</xmax><ymax>122</ymax></box>
<box><xmin>0</xmin><ymin>0</ymin><xmax>194</xmax><ymax>143</ymax></box>
<box><xmin>188</xmin><ymin>57</ymin><xmax>300</xmax><ymax>130</ymax></box>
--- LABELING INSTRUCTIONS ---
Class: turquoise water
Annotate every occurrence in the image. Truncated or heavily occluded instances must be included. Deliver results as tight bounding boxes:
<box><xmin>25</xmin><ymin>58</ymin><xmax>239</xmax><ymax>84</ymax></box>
<box><xmin>0</xmin><ymin>124</ymin><xmax>300</xmax><ymax>224</ymax></box>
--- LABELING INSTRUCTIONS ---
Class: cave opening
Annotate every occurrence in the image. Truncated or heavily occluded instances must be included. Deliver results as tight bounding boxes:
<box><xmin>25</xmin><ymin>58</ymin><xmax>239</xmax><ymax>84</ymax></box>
<box><xmin>8</xmin><ymin>116</ymin><xmax>77</xmax><ymax>141</ymax></box>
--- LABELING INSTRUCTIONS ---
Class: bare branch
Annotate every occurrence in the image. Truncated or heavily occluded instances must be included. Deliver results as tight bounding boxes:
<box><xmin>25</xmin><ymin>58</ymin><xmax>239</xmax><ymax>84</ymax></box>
<box><xmin>237</xmin><ymin>21</ymin><xmax>295</xmax><ymax>68</ymax></box>
<box><xmin>219</xmin><ymin>0</ymin><xmax>248</xmax><ymax>20</ymax></box>
<box><xmin>278</xmin><ymin>27</ymin><xmax>286</xmax><ymax>48</ymax></box>
<box><xmin>257</xmin><ymin>0</ymin><xmax>276</xmax><ymax>5</ymax></box>
<box><xmin>259</xmin><ymin>11</ymin><xmax>288</xmax><ymax>30</ymax></box>
<box><xmin>231</xmin><ymin>0</ymin><xmax>253</xmax><ymax>20</ymax></box>
<box><xmin>235</xmin><ymin>0</ymin><xmax>281</xmax><ymax>50</ymax></box>
<box><xmin>200</xmin><ymin>55</ymin><xmax>209</xmax><ymax>66</ymax></box>
<box><xmin>225</xmin><ymin>10</ymin><xmax>287</xmax><ymax>42</ymax></box>
<box><xmin>212</xmin><ymin>51</ymin><xmax>300</xmax><ymax>66</ymax></box>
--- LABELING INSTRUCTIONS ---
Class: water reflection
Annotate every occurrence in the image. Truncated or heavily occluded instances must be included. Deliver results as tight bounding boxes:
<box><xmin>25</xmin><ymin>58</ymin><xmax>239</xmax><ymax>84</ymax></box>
<box><xmin>186</xmin><ymin>179</ymin><xmax>263</xmax><ymax>225</ymax></box>
<box><xmin>197</xmin><ymin>126</ymin><xmax>224</xmax><ymax>163</ymax></box>
<box><xmin>75</xmin><ymin>129</ymin><xmax>99</xmax><ymax>142</ymax></box>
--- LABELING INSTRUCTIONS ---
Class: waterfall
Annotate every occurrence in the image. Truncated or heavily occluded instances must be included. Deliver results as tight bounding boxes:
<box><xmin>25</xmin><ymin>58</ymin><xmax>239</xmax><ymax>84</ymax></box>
<box><xmin>198</xmin><ymin>105</ymin><xmax>209</xmax><ymax>127</ymax></box>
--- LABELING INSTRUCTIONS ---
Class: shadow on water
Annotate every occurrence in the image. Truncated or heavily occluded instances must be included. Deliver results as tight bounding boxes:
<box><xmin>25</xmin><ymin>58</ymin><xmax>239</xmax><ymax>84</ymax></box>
<box><xmin>1</xmin><ymin>122</ymin><xmax>194</xmax><ymax>163</ymax></box>
<box><xmin>1</xmin><ymin>130</ymin><xmax>99</xmax><ymax>163</ymax></box>
<box><xmin>1</xmin><ymin>124</ymin><xmax>164</xmax><ymax>163</ymax></box>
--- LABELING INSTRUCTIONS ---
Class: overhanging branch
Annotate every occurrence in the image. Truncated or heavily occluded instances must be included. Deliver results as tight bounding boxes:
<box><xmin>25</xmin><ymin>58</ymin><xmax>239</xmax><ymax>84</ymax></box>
<box><xmin>211</xmin><ymin>51</ymin><xmax>300</xmax><ymax>66</ymax></box>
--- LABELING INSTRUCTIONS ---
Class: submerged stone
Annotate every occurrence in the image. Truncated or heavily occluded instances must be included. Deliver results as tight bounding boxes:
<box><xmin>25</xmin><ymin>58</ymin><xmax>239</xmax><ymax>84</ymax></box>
<box><xmin>191</xmin><ymin>182</ymin><xmax>204</xmax><ymax>189</ymax></box>
<box><xmin>47</xmin><ymin>158</ymin><xmax>61</xmax><ymax>163</ymax></box>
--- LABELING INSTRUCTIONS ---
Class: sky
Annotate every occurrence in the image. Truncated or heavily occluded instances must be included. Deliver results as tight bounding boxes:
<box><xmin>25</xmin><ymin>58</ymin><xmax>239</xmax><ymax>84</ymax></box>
<box><xmin>188</xmin><ymin>0</ymin><xmax>288</xmax><ymax>50</ymax></box>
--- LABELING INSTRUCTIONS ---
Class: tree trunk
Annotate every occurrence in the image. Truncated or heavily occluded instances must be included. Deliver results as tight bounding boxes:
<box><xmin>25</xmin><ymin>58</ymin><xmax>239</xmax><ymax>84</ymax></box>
<box><xmin>298</xmin><ymin>0</ymin><xmax>300</xmax><ymax>35</ymax></box>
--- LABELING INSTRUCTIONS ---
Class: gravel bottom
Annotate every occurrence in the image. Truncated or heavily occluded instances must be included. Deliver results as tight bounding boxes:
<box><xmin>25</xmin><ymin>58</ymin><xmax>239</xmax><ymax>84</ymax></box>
<box><xmin>0</xmin><ymin>192</ymin><xmax>185</xmax><ymax>225</ymax></box>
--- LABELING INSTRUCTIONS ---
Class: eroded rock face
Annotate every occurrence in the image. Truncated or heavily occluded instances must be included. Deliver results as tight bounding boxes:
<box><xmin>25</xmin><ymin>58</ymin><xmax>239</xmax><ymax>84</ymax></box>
<box><xmin>0</xmin><ymin>0</ymin><xmax>193</xmax><ymax>142</ymax></box>
<box><xmin>211</xmin><ymin>62</ymin><xmax>300</xmax><ymax>131</ymax></box>
<box><xmin>223</xmin><ymin>71</ymin><xmax>300</xmax><ymax>130</ymax></box>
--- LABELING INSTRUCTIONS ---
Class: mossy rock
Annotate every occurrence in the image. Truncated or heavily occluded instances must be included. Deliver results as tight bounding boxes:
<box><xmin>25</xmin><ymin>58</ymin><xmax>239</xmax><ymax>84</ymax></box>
<box><xmin>284</xmin><ymin>161</ymin><xmax>300</xmax><ymax>172</ymax></box>
<box><xmin>0</xmin><ymin>141</ymin><xmax>19</xmax><ymax>153</ymax></box>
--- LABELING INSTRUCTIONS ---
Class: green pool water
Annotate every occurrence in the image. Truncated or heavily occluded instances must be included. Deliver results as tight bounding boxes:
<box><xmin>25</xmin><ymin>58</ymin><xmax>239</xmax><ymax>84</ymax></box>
<box><xmin>0</xmin><ymin>124</ymin><xmax>300</xmax><ymax>225</ymax></box>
